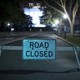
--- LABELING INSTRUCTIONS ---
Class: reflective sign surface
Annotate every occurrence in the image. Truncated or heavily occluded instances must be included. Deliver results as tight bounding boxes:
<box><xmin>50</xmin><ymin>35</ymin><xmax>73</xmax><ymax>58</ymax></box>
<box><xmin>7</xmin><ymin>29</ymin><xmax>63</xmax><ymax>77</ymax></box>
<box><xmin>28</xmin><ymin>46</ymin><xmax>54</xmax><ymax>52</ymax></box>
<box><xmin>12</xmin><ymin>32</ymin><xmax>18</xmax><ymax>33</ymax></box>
<box><xmin>23</xmin><ymin>39</ymin><xmax>56</xmax><ymax>60</ymax></box>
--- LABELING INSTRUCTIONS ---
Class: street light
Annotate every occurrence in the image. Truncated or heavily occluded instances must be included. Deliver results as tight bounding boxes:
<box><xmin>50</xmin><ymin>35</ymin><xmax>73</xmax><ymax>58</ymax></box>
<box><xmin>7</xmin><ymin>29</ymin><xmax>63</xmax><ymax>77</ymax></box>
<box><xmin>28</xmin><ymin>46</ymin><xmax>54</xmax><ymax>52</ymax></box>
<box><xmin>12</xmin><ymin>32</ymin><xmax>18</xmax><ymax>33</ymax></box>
<box><xmin>7</xmin><ymin>23</ymin><xmax>11</xmax><ymax>26</ymax></box>
<box><xmin>63</xmin><ymin>14</ymin><xmax>68</xmax><ymax>19</ymax></box>
<box><xmin>54</xmin><ymin>19</ymin><xmax>60</xmax><ymax>35</ymax></box>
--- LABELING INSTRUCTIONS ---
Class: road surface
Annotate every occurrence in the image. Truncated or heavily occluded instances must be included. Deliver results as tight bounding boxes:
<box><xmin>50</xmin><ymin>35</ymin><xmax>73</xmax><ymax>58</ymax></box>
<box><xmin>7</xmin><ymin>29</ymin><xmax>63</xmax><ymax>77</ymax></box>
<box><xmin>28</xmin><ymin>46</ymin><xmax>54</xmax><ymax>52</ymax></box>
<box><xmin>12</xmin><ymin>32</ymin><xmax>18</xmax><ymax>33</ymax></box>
<box><xmin>0</xmin><ymin>32</ymin><xmax>80</xmax><ymax>80</ymax></box>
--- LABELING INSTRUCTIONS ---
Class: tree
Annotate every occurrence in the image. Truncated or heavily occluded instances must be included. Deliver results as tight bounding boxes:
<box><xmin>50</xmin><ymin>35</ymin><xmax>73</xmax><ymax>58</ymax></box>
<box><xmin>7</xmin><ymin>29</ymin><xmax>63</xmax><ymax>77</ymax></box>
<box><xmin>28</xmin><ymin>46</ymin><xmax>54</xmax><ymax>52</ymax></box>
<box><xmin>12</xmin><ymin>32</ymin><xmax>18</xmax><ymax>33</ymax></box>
<box><xmin>0</xmin><ymin>0</ymin><xmax>30</xmax><ymax>31</ymax></box>
<box><xmin>44</xmin><ymin>0</ymin><xmax>79</xmax><ymax>35</ymax></box>
<box><xmin>40</xmin><ymin>7</ymin><xmax>62</xmax><ymax>25</ymax></box>
<box><xmin>0</xmin><ymin>0</ymin><xmax>27</xmax><ymax>23</ymax></box>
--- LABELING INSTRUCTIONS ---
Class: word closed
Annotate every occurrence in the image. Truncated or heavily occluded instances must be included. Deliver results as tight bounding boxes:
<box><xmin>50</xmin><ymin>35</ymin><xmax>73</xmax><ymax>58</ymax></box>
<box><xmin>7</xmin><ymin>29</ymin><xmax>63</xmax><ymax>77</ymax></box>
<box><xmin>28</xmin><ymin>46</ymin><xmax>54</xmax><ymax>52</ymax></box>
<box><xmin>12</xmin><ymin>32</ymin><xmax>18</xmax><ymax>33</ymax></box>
<box><xmin>23</xmin><ymin>39</ymin><xmax>56</xmax><ymax>60</ymax></box>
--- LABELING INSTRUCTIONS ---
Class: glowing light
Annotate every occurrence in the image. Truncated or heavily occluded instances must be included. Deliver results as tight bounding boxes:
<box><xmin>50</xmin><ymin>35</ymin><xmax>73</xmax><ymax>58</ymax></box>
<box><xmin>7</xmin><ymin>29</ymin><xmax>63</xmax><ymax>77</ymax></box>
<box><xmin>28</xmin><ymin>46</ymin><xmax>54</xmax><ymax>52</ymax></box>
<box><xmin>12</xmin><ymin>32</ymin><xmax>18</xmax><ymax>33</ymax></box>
<box><xmin>34</xmin><ymin>24</ymin><xmax>45</xmax><ymax>27</ymax></box>
<box><xmin>7</xmin><ymin>23</ymin><xmax>10</xmax><ymax>26</ymax></box>
<box><xmin>55</xmin><ymin>19</ymin><xmax>59</xmax><ymax>25</ymax></box>
<box><xmin>11</xmin><ymin>28</ymin><xmax>14</xmax><ymax>32</ymax></box>
<box><xmin>63</xmin><ymin>14</ymin><xmax>68</xmax><ymax>19</ymax></box>
<box><xmin>52</xmin><ymin>24</ymin><xmax>56</xmax><ymax>27</ymax></box>
<box><xmin>23</xmin><ymin>7</ymin><xmax>43</xmax><ymax>27</ymax></box>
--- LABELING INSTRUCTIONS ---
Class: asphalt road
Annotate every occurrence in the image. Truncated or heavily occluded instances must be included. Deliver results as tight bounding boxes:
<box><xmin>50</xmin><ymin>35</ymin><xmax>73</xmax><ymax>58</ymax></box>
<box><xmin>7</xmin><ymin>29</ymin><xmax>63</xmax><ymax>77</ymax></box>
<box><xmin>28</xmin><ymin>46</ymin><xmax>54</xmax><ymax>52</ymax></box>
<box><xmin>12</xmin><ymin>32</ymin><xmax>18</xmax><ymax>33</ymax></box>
<box><xmin>0</xmin><ymin>32</ymin><xmax>80</xmax><ymax>80</ymax></box>
<box><xmin>0</xmin><ymin>32</ymin><xmax>33</xmax><ymax>45</ymax></box>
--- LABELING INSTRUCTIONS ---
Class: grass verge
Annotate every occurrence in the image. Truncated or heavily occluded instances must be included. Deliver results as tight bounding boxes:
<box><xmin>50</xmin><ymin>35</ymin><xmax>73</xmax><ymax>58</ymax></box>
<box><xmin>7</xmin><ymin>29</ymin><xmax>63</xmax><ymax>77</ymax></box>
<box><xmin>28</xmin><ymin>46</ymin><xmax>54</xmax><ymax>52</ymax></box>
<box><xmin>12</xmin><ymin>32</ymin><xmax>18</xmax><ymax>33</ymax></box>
<box><xmin>59</xmin><ymin>34</ymin><xmax>80</xmax><ymax>47</ymax></box>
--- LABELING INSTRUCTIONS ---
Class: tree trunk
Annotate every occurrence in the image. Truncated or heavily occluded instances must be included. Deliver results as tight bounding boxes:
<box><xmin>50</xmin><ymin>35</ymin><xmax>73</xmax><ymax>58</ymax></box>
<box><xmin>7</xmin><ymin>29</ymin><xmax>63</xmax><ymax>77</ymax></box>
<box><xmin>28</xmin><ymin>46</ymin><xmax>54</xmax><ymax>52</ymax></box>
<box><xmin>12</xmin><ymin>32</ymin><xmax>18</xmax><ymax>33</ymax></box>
<box><xmin>70</xmin><ymin>22</ymin><xmax>74</xmax><ymax>36</ymax></box>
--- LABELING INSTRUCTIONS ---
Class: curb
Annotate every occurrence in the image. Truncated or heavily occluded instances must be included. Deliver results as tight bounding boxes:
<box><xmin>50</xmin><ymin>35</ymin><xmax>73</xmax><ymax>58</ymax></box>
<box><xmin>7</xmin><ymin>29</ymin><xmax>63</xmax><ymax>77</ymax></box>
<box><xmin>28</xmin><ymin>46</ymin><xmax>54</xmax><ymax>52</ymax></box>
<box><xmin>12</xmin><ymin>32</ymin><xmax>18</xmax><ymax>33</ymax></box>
<box><xmin>0</xmin><ymin>32</ymin><xmax>33</xmax><ymax>46</ymax></box>
<box><xmin>0</xmin><ymin>37</ymin><xmax>26</xmax><ymax>46</ymax></box>
<box><xmin>57</xmin><ymin>36</ymin><xmax>79</xmax><ymax>48</ymax></box>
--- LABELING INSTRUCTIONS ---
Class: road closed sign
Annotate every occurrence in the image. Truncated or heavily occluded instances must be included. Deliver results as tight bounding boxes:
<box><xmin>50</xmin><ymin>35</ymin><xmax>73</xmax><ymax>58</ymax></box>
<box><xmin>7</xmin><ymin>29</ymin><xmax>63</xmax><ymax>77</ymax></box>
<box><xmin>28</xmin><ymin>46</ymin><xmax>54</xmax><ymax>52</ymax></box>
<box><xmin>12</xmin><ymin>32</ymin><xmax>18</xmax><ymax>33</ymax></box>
<box><xmin>23</xmin><ymin>39</ymin><xmax>56</xmax><ymax>60</ymax></box>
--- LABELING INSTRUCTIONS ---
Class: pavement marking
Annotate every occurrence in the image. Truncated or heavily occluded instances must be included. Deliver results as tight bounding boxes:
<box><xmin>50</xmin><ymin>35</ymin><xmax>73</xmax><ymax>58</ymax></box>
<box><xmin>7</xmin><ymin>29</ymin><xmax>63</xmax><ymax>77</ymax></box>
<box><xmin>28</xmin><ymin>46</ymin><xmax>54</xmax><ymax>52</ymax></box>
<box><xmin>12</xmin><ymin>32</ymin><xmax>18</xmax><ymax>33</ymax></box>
<box><xmin>74</xmin><ymin>47</ymin><xmax>80</xmax><ymax>69</ymax></box>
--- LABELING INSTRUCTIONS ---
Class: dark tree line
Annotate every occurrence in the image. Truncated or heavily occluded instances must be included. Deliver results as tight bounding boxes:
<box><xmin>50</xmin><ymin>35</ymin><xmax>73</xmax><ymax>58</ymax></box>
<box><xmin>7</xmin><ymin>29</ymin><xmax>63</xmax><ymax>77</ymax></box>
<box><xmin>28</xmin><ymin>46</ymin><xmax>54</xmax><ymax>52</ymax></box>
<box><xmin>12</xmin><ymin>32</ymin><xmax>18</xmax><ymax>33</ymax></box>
<box><xmin>0</xmin><ymin>0</ymin><xmax>33</xmax><ymax>31</ymax></box>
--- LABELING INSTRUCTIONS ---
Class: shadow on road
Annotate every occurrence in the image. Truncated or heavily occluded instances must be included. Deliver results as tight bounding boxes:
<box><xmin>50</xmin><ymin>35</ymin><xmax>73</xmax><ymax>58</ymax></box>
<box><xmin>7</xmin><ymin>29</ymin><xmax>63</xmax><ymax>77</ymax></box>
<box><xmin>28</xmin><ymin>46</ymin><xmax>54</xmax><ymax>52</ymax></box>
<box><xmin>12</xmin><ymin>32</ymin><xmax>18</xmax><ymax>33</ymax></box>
<box><xmin>0</xmin><ymin>68</ymin><xmax>80</xmax><ymax>74</ymax></box>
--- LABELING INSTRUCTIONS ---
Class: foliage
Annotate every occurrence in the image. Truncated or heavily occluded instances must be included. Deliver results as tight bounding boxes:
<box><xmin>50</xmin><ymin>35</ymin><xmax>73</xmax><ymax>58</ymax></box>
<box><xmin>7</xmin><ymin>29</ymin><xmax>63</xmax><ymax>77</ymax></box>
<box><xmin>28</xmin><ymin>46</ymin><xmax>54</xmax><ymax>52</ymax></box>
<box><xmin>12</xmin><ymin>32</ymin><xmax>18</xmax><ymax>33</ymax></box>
<box><xmin>43</xmin><ymin>0</ymin><xmax>79</xmax><ymax>35</ymax></box>
<box><xmin>0</xmin><ymin>0</ymin><xmax>27</xmax><ymax>23</ymax></box>
<box><xmin>40</xmin><ymin>4</ymin><xmax>62</xmax><ymax>25</ymax></box>
<box><xmin>0</xmin><ymin>0</ymin><xmax>33</xmax><ymax>31</ymax></box>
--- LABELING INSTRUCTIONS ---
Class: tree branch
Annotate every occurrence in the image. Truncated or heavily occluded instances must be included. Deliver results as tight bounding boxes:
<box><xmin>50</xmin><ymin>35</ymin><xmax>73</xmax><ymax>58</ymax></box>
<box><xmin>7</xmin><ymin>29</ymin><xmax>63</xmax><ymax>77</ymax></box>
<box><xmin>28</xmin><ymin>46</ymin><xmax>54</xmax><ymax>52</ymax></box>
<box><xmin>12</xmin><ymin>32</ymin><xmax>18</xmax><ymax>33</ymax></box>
<box><xmin>44</xmin><ymin>0</ymin><xmax>64</xmax><ymax>15</ymax></box>
<box><xmin>53</xmin><ymin>0</ymin><xmax>63</xmax><ymax>8</ymax></box>
<box><xmin>72</xmin><ymin>1</ymin><xmax>78</xmax><ymax>24</ymax></box>
<box><xmin>60</xmin><ymin>0</ymin><xmax>64</xmax><ymax>6</ymax></box>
